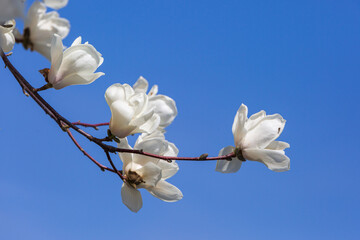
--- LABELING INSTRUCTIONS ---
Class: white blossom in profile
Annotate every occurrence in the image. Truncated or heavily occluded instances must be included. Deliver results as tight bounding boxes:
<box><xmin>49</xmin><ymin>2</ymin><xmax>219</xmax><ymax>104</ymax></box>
<box><xmin>0</xmin><ymin>20</ymin><xmax>16</xmax><ymax>52</ymax></box>
<box><xmin>216</xmin><ymin>104</ymin><xmax>290</xmax><ymax>173</ymax></box>
<box><xmin>16</xmin><ymin>1</ymin><xmax>70</xmax><ymax>59</ymax></box>
<box><xmin>0</xmin><ymin>0</ymin><xmax>24</xmax><ymax>22</ymax></box>
<box><xmin>48</xmin><ymin>34</ymin><xmax>104</xmax><ymax>89</ymax></box>
<box><xmin>118</xmin><ymin>131</ymin><xmax>182</xmax><ymax>212</ymax></box>
<box><xmin>133</xmin><ymin>76</ymin><xmax>177</xmax><ymax>128</ymax></box>
<box><xmin>105</xmin><ymin>83</ymin><xmax>161</xmax><ymax>138</ymax></box>
<box><xmin>43</xmin><ymin>0</ymin><xmax>68</xmax><ymax>9</ymax></box>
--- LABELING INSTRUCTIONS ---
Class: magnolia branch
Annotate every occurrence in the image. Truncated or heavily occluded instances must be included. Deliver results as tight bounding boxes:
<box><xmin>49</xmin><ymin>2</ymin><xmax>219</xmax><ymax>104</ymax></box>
<box><xmin>1</xmin><ymin>50</ymin><xmax>237</xmax><ymax>178</ymax></box>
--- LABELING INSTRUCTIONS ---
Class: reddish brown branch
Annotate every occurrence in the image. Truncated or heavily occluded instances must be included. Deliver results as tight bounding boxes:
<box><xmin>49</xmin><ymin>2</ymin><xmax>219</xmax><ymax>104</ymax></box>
<box><xmin>104</xmin><ymin>151</ymin><xmax>125</xmax><ymax>180</ymax></box>
<box><xmin>65</xmin><ymin>128</ymin><xmax>111</xmax><ymax>172</ymax></box>
<box><xmin>72</xmin><ymin>121</ymin><xmax>109</xmax><ymax>129</ymax></box>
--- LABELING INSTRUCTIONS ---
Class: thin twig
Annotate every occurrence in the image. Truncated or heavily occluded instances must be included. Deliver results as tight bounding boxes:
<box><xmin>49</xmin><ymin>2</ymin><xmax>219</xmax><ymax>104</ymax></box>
<box><xmin>65</xmin><ymin>128</ymin><xmax>111</xmax><ymax>172</ymax></box>
<box><xmin>104</xmin><ymin>151</ymin><xmax>125</xmax><ymax>180</ymax></box>
<box><xmin>72</xmin><ymin>122</ymin><xmax>109</xmax><ymax>130</ymax></box>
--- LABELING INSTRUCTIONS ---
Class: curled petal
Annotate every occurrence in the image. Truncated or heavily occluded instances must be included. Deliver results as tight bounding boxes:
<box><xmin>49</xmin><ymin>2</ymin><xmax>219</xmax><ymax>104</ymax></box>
<box><xmin>266</xmin><ymin>141</ymin><xmax>290</xmax><ymax>151</ymax></box>
<box><xmin>0</xmin><ymin>20</ymin><xmax>16</xmax><ymax>52</ymax></box>
<box><xmin>133</xmin><ymin>131</ymin><xmax>178</xmax><ymax>167</ymax></box>
<box><xmin>49</xmin><ymin>34</ymin><xmax>63</xmax><ymax>78</ymax></box>
<box><xmin>245</xmin><ymin>110</ymin><xmax>266</xmax><ymax>131</ymax></box>
<box><xmin>121</xmin><ymin>183</ymin><xmax>143</xmax><ymax>213</ymax></box>
<box><xmin>149</xmin><ymin>95</ymin><xmax>177</xmax><ymax>127</ymax></box>
<box><xmin>157</xmin><ymin>161</ymin><xmax>179</xmax><ymax>179</ymax></box>
<box><xmin>242</xmin><ymin>148</ymin><xmax>290</xmax><ymax>172</ymax></box>
<box><xmin>136</xmin><ymin>113</ymin><xmax>161</xmax><ymax>135</ymax></box>
<box><xmin>109</xmin><ymin>100</ymin><xmax>137</xmax><ymax>138</ymax></box>
<box><xmin>215</xmin><ymin>146</ymin><xmax>242</xmax><ymax>173</ymax></box>
<box><xmin>105</xmin><ymin>83</ymin><xmax>129</xmax><ymax>105</ymax></box>
<box><xmin>133</xmin><ymin>76</ymin><xmax>149</xmax><ymax>93</ymax></box>
<box><xmin>241</xmin><ymin>114</ymin><xmax>286</xmax><ymax>149</ymax></box>
<box><xmin>148</xmin><ymin>180</ymin><xmax>183</xmax><ymax>202</ymax></box>
<box><xmin>61</xmin><ymin>43</ymin><xmax>104</xmax><ymax>77</ymax></box>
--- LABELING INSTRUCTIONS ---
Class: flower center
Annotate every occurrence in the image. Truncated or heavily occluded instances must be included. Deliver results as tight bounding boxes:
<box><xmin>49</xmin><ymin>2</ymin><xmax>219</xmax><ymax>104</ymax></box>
<box><xmin>126</xmin><ymin>170</ymin><xmax>145</xmax><ymax>188</ymax></box>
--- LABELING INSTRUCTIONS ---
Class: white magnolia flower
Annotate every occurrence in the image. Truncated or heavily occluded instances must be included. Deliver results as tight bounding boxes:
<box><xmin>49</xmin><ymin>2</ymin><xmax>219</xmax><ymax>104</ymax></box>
<box><xmin>43</xmin><ymin>0</ymin><xmax>68</xmax><ymax>9</ymax></box>
<box><xmin>17</xmin><ymin>1</ymin><xmax>70</xmax><ymax>59</ymax></box>
<box><xmin>216</xmin><ymin>104</ymin><xmax>290</xmax><ymax>173</ymax></box>
<box><xmin>48</xmin><ymin>34</ymin><xmax>104</xmax><ymax>89</ymax></box>
<box><xmin>0</xmin><ymin>0</ymin><xmax>24</xmax><ymax>22</ymax></box>
<box><xmin>105</xmin><ymin>83</ymin><xmax>161</xmax><ymax>138</ymax></box>
<box><xmin>119</xmin><ymin>131</ymin><xmax>182</xmax><ymax>212</ymax></box>
<box><xmin>133</xmin><ymin>76</ymin><xmax>177</xmax><ymax>128</ymax></box>
<box><xmin>0</xmin><ymin>20</ymin><xmax>15</xmax><ymax>52</ymax></box>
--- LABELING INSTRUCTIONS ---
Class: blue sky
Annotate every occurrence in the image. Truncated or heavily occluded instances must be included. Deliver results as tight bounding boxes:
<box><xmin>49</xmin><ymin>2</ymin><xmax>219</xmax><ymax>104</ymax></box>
<box><xmin>0</xmin><ymin>0</ymin><xmax>359</xmax><ymax>239</ymax></box>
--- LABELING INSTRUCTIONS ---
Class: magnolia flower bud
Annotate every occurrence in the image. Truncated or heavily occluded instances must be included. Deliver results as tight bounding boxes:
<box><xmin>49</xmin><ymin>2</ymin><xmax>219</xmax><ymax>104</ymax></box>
<box><xmin>118</xmin><ymin>132</ymin><xmax>182</xmax><ymax>212</ymax></box>
<box><xmin>216</xmin><ymin>104</ymin><xmax>290</xmax><ymax>173</ymax></box>
<box><xmin>0</xmin><ymin>0</ymin><xmax>24</xmax><ymax>22</ymax></box>
<box><xmin>0</xmin><ymin>20</ymin><xmax>15</xmax><ymax>52</ymax></box>
<box><xmin>19</xmin><ymin>1</ymin><xmax>70</xmax><ymax>60</ymax></box>
<box><xmin>105</xmin><ymin>83</ymin><xmax>160</xmax><ymax>138</ymax></box>
<box><xmin>133</xmin><ymin>76</ymin><xmax>177</xmax><ymax>128</ymax></box>
<box><xmin>43</xmin><ymin>0</ymin><xmax>68</xmax><ymax>9</ymax></box>
<box><xmin>48</xmin><ymin>34</ymin><xmax>104</xmax><ymax>89</ymax></box>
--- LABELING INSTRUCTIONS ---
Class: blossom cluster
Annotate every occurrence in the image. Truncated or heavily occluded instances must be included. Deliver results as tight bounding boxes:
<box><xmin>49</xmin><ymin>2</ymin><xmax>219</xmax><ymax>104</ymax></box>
<box><xmin>0</xmin><ymin>0</ymin><xmax>290</xmax><ymax>213</ymax></box>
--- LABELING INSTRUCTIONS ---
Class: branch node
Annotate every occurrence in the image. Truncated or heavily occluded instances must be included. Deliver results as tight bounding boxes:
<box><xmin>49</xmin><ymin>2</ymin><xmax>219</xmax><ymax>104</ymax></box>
<box><xmin>60</xmin><ymin>121</ymin><xmax>70</xmax><ymax>132</ymax></box>
<box><xmin>234</xmin><ymin>147</ymin><xmax>246</xmax><ymax>161</ymax></box>
<box><xmin>199</xmin><ymin>153</ymin><xmax>209</xmax><ymax>160</ymax></box>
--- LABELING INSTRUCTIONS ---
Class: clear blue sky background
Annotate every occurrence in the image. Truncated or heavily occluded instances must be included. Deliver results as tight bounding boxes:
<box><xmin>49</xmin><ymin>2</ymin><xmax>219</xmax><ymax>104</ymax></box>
<box><xmin>0</xmin><ymin>0</ymin><xmax>359</xmax><ymax>239</ymax></box>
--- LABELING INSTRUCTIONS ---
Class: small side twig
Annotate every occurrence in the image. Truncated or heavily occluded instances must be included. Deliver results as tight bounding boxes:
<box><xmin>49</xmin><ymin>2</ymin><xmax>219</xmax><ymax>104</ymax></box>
<box><xmin>104</xmin><ymin>150</ymin><xmax>125</xmax><ymax>180</ymax></box>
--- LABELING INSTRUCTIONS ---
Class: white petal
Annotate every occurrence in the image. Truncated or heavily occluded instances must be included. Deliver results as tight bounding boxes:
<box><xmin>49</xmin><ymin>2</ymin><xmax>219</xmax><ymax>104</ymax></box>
<box><xmin>0</xmin><ymin>0</ymin><xmax>24</xmax><ymax>22</ymax></box>
<box><xmin>60</xmin><ymin>43</ymin><xmax>103</xmax><ymax>77</ymax></box>
<box><xmin>133</xmin><ymin>76</ymin><xmax>148</xmax><ymax>93</ymax></box>
<box><xmin>48</xmin><ymin>34</ymin><xmax>64</xmax><ymax>84</ymax></box>
<box><xmin>136</xmin><ymin>113</ymin><xmax>161</xmax><ymax>135</ymax></box>
<box><xmin>128</xmin><ymin>92</ymin><xmax>148</xmax><ymax>117</ymax></box>
<box><xmin>105</xmin><ymin>83</ymin><xmax>127</xmax><ymax>105</ymax></box>
<box><xmin>135</xmin><ymin>138</ymin><xmax>168</xmax><ymax>156</ymax></box>
<box><xmin>52</xmin><ymin>72</ymin><xmax>104</xmax><ymax>89</ymax></box>
<box><xmin>108</xmin><ymin>100</ymin><xmax>136</xmax><ymax>138</ymax></box>
<box><xmin>25</xmin><ymin>2</ymin><xmax>47</xmax><ymax>30</ymax></box>
<box><xmin>0</xmin><ymin>28</ymin><xmax>15</xmax><ymax>52</ymax></box>
<box><xmin>242</xmin><ymin>148</ymin><xmax>290</xmax><ymax>172</ymax></box>
<box><xmin>43</xmin><ymin>0</ymin><xmax>69</xmax><ymax>9</ymax></box>
<box><xmin>149</xmin><ymin>95</ymin><xmax>177</xmax><ymax>127</ymax></box>
<box><xmin>148</xmin><ymin>84</ymin><xmax>158</xmax><ymax>96</ymax></box>
<box><xmin>241</xmin><ymin>114</ymin><xmax>286</xmax><ymax>149</ymax></box>
<box><xmin>121</xmin><ymin>183</ymin><xmax>143</xmax><ymax>213</ymax></box>
<box><xmin>148</xmin><ymin>180</ymin><xmax>183</xmax><ymax>202</ymax></box>
<box><xmin>232</xmin><ymin>104</ymin><xmax>248</xmax><ymax>147</ymax></box>
<box><xmin>157</xmin><ymin>161</ymin><xmax>179</xmax><ymax>179</ymax></box>
<box><xmin>266</xmin><ymin>141</ymin><xmax>290</xmax><ymax>151</ymax></box>
<box><xmin>71</xmin><ymin>36</ymin><xmax>82</xmax><ymax>46</ymax></box>
<box><xmin>136</xmin><ymin>131</ymin><xmax>166</xmax><ymax>146</ymax></box>
<box><xmin>215</xmin><ymin>146</ymin><xmax>242</xmax><ymax>173</ymax></box>
<box><xmin>137</xmin><ymin>162</ymin><xmax>162</xmax><ymax>188</ymax></box>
